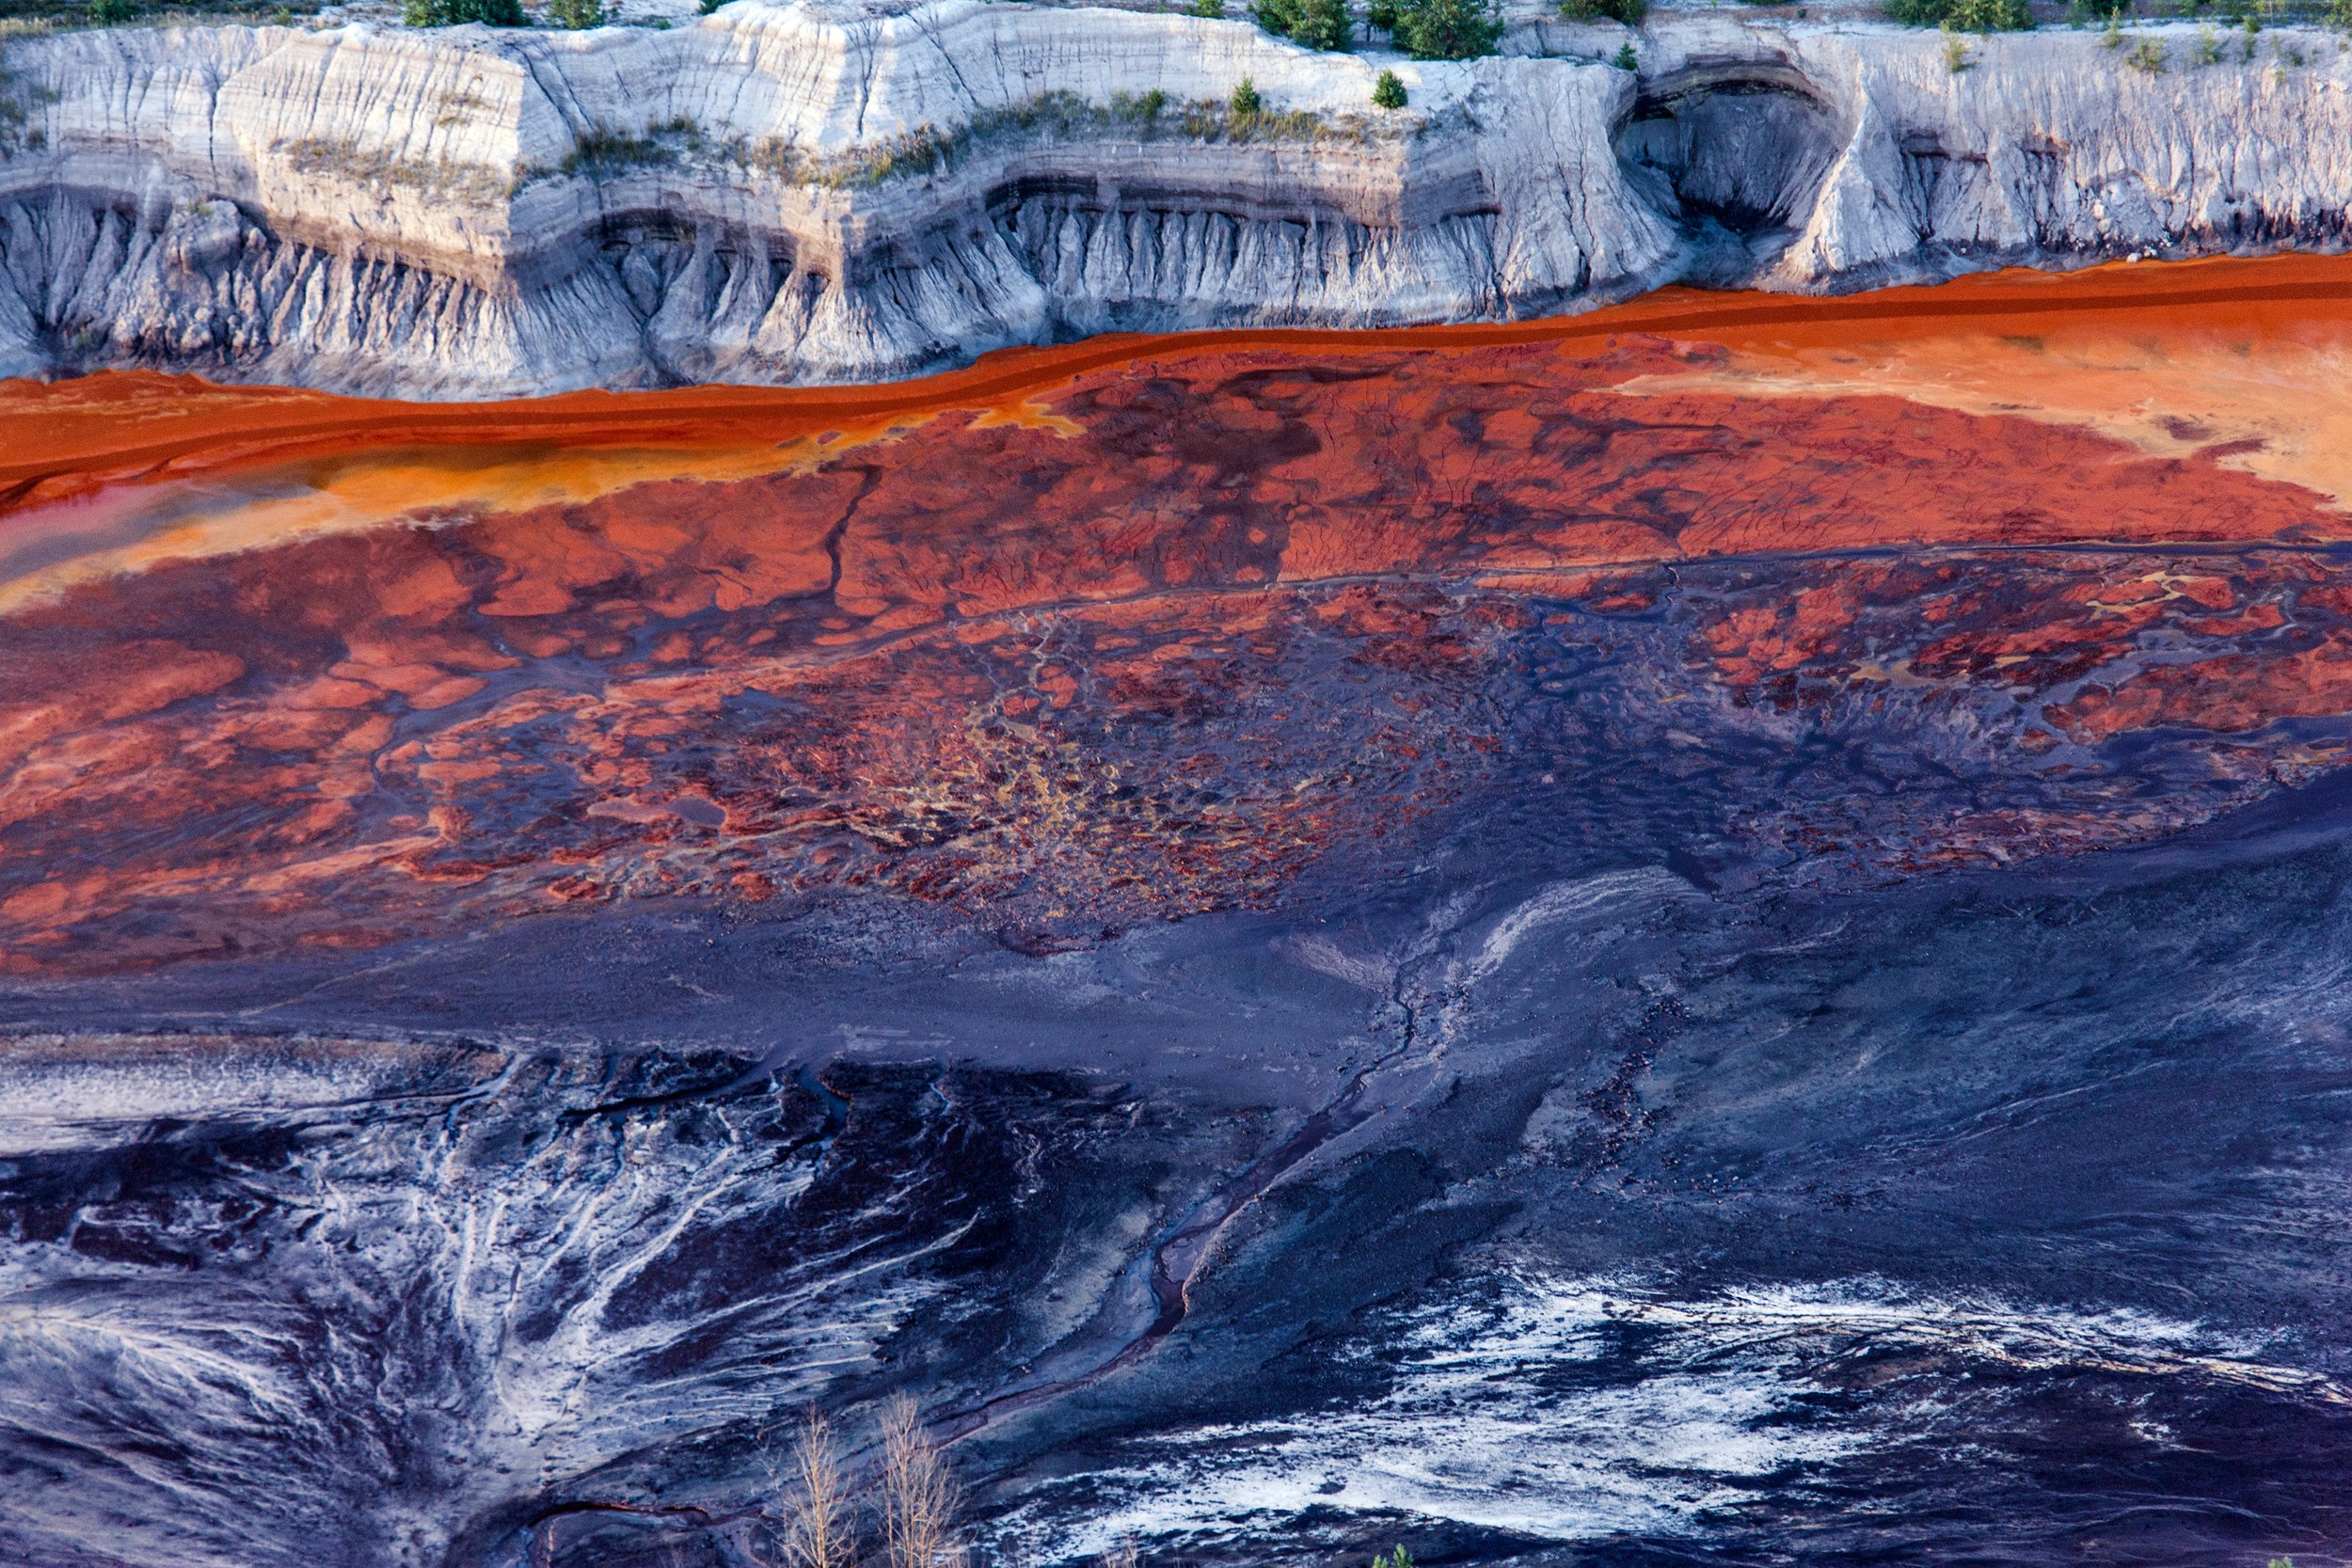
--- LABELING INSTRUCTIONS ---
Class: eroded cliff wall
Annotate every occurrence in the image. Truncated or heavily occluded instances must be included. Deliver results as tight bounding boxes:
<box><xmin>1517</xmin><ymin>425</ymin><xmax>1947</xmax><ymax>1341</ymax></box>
<box><xmin>0</xmin><ymin>1</ymin><xmax>2344</xmax><ymax>395</ymax></box>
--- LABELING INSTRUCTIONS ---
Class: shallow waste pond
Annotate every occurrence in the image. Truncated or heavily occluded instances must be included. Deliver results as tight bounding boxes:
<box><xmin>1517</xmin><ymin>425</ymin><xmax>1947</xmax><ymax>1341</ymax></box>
<box><xmin>2</xmin><ymin>257</ymin><xmax>2349</xmax><ymax>1567</ymax></box>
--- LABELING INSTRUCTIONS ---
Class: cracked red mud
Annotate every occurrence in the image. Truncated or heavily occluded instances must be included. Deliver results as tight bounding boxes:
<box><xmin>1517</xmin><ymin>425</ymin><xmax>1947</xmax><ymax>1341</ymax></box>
<box><xmin>8</xmin><ymin>285</ymin><xmax>2352</xmax><ymax>972</ymax></box>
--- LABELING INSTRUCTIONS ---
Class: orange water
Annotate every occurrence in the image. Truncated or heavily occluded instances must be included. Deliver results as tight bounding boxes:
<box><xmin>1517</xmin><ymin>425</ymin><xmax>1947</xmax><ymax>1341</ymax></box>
<box><xmin>8</xmin><ymin>252</ymin><xmax>2352</xmax><ymax>609</ymax></box>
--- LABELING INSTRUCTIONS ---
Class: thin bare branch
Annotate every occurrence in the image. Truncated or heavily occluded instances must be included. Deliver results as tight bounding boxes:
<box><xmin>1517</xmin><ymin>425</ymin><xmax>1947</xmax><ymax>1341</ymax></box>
<box><xmin>778</xmin><ymin>1409</ymin><xmax>853</xmax><ymax>1568</ymax></box>
<box><xmin>879</xmin><ymin>1395</ymin><xmax>963</xmax><ymax>1568</ymax></box>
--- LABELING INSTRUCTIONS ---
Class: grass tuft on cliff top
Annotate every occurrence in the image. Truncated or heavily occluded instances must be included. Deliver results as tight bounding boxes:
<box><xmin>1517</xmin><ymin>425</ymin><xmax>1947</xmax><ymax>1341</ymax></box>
<box><xmin>730</xmin><ymin>87</ymin><xmax>1418</xmax><ymax>192</ymax></box>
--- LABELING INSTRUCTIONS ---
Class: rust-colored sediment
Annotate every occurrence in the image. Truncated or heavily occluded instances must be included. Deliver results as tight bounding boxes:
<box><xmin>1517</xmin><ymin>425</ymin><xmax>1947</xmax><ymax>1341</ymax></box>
<box><xmin>9</xmin><ymin>251</ymin><xmax>2352</xmax><ymax>517</ymax></box>
<box><xmin>8</xmin><ymin>254</ymin><xmax>2352</xmax><ymax>974</ymax></box>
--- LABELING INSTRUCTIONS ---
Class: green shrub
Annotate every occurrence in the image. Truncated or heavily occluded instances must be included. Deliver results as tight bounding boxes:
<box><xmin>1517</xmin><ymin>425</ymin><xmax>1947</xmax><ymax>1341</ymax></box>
<box><xmin>1950</xmin><ymin>0</ymin><xmax>2029</xmax><ymax>28</ymax></box>
<box><xmin>1612</xmin><ymin>38</ymin><xmax>1637</xmax><ymax>66</ymax></box>
<box><xmin>1372</xmin><ymin>1551</ymin><xmax>1417</xmax><ymax>1568</ymax></box>
<box><xmin>559</xmin><ymin>125</ymin><xmax>675</xmax><ymax>174</ymax></box>
<box><xmin>1365</xmin><ymin>0</ymin><xmax>1397</xmax><ymax>24</ymax></box>
<box><xmin>1188</xmin><ymin>0</ymin><xmax>1223</xmax><ymax>13</ymax></box>
<box><xmin>1112</xmin><ymin>87</ymin><xmax>1168</xmax><ymax>120</ymax></box>
<box><xmin>86</xmin><ymin>0</ymin><xmax>135</xmax><ymax>21</ymax></box>
<box><xmin>1560</xmin><ymin>0</ymin><xmax>1645</xmax><ymax>24</ymax></box>
<box><xmin>404</xmin><ymin>0</ymin><xmax>525</xmax><ymax>24</ymax></box>
<box><xmin>546</xmin><ymin>0</ymin><xmax>602</xmax><ymax>26</ymax></box>
<box><xmin>1231</xmin><ymin>75</ymin><xmax>1262</xmax><ymax>114</ymax></box>
<box><xmin>1256</xmin><ymin>0</ymin><xmax>1348</xmax><ymax>46</ymax></box>
<box><xmin>1391</xmin><ymin>0</ymin><xmax>1502</xmax><ymax>56</ymax></box>
<box><xmin>1371</xmin><ymin>67</ymin><xmax>1407</xmax><ymax>105</ymax></box>
<box><xmin>1883</xmin><ymin>0</ymin><xmax>2027</xmax><ymax>28</ymax></box>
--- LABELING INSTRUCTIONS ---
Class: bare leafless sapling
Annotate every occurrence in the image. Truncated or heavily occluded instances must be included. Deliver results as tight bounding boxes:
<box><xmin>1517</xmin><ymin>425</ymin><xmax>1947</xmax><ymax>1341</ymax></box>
<box><xmin>776</xmin><ymin>1409</ymin><xmax>854</xmax><ymax>1568</ymax></box>
<box><xmin>880</xmin><ymin>1395</ymin><xmax>963</xmax><ymax>1568</ymax></box>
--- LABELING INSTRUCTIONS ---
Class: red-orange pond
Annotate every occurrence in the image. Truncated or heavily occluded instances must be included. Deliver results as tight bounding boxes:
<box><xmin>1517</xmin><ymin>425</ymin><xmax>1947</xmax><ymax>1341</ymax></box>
<box><xmin>0</xmin><ymin>259</ymin><xmax>2349</xmax><ymax>1568</ymax></box>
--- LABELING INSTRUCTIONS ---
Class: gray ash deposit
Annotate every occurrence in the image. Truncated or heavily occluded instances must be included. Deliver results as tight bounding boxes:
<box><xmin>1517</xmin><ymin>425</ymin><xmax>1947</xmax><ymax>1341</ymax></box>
<box><xmin>5</xmin><ymin>816</ymin><xmax>2350</xmax><ymax>1565</ymax></box>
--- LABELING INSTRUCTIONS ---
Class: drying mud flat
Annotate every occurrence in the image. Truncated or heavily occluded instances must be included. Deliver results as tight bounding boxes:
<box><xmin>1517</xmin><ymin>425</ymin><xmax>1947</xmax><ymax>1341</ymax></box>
<box><xmin>4</xmin><ymin>258</ymin><xmax>2352</xmax><ymax>1566</ymax></box>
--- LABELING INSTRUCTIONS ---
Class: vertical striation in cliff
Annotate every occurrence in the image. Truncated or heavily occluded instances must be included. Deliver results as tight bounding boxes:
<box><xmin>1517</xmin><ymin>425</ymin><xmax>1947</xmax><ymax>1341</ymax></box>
<box><xmin>2</xmin><ymin>1</ymin><xmax>2349</xmax><ymax>394</ymax></box>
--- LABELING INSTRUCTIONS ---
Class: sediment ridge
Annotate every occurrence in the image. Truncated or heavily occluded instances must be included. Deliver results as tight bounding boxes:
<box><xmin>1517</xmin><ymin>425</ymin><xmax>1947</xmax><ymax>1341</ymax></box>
<box><xmin>2</xmin><ymin>0</ymin><xmax>2348</xmax><ymax>395</ymax></box>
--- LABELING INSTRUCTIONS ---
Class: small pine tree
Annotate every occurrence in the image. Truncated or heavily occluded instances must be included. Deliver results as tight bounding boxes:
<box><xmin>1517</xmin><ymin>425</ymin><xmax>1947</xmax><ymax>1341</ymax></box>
<box><xmin>1391</xmin><ymin>0</ymin><xmax>1502</xmax><ymax>58</ymax></box>
<box><xmin>1372</xmin><ymin>68</ymin><xmax>1408</xmax><ymax>106</ymax></box>
<box><xmin>1293</xmin><ymin>0</ymin><xmax>1351</xmax><ymax>48</ymax></box>
<box><xmin>548</xmin><ymin>0</ymin><xmax>604</xmax><ymax>27</ymax></box>
<box><xmin>1231</xmin><ymin>75</ymin><xmax>1263</xmax><ymax>115</ymax></box>
<box><xmin>1612</xmin><ymin>39</ymin><xmax>1637</xmax><ymax>67</ymax></box>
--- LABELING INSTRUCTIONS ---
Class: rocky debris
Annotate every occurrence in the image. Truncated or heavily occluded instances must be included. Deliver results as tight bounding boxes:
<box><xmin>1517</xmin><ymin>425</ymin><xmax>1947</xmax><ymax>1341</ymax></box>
<box><xmin>0</xmin><ymin>2</ymin><xmax>2348</xmax><ymax>394</ymax></box>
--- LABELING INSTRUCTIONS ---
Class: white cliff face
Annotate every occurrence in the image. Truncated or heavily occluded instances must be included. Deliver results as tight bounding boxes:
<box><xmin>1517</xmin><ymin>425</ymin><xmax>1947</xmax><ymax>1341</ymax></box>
<box><xmin>0</xmin><ymin>1</ymin><xmax>2345</xmax><ymax>396</ymax></box>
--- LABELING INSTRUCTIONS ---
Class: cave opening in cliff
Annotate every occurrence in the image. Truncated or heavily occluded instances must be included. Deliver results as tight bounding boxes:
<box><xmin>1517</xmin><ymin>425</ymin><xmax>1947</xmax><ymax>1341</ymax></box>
<box><xmin>1614</xmin><ymin>70</ymin><xmax>1840</xmax><ymax>283</ymax></box>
